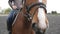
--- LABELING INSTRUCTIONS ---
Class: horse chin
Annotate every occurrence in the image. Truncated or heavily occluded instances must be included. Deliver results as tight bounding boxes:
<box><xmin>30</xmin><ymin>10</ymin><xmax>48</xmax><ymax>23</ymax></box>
<box><xmin>36</xmin><ymin>29</ymin><xmax>46</xmax><ymax>34</ymax></box>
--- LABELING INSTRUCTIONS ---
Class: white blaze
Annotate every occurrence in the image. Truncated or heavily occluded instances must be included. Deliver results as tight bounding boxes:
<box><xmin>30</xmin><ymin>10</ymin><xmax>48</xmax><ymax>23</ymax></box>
<box><xmin>38</xmin><ymin>8</ymin><xmax>47</xmax><ymax>29</ymax></box>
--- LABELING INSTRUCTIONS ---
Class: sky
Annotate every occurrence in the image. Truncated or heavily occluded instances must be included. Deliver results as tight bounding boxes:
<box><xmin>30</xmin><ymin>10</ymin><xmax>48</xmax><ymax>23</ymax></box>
<box><xmin>0</xmin><ymin>0</ymin><xmax>60</xmax><ymax>13</ymax></box>
<box><xmin>0</xmin><ymin>0</ymin><xmax>10</xmax><ymax>9</ymax></box>
<box><xmin>47</xmin><ymin>0</ymin><xmax>60</xmax><ymax>13</ymax></box>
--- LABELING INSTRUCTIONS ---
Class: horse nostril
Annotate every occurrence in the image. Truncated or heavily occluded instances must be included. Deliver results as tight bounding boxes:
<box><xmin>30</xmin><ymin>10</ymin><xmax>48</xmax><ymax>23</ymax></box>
<box><xmin>32</xmin><ymin>23</ymin><xmax>37</xmax><ymax>28</ymax></box>
<box><xmin>32</xmin><ymin>23</ymin><xmax>38</xmax><ymax>31</ymax></box>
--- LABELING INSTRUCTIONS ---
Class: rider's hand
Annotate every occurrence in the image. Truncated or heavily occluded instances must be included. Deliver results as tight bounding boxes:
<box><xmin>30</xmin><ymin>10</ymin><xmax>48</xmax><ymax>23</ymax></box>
<box><xmin>12</xmin><ymin>5</ymin><xmax>17</xmax><ymax>9</ymax></box>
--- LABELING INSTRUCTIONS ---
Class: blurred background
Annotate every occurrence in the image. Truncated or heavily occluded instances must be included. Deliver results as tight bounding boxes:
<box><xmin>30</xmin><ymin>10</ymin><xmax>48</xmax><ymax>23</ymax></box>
<box><xmin>0</xmin><ymin>0</ymin><xmax>60</xmax><ymax>34</ymax></box>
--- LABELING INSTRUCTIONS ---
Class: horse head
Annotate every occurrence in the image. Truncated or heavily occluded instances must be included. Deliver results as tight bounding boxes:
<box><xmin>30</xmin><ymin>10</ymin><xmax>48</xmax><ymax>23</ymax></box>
<box><xmin>12</xmin><ymin>0</ymin><xmax>49</xmax><ymax>34</ymax></box>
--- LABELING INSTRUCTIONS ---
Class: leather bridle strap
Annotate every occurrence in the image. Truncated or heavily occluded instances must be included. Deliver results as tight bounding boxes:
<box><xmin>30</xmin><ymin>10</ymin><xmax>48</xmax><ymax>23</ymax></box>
<box><xmin>25</xmin><ymin>2</ymin><xmax>47</xmax><ymax>20</ymax></box>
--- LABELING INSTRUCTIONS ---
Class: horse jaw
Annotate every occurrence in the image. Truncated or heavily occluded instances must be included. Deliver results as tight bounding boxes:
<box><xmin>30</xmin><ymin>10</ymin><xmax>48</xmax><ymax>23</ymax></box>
<box><xmin>38</xmin><ymin>8</ymin><xmax>47</xmax><ymax>30</ymax></box>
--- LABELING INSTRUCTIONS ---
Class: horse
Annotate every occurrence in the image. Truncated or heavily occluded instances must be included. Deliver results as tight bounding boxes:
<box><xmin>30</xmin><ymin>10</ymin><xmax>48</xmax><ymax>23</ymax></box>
<box><xmin>12</xmin><ymin>0</ymin><xmax>49</xmax><ymax>34</ymax></box>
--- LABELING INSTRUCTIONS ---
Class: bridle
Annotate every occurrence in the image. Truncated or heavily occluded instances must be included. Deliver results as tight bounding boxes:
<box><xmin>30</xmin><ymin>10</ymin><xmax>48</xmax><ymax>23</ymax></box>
<box><xmin>17</xmin><ymin>0</ymin><xmax>47</xmax><ymax>21</ymax></box>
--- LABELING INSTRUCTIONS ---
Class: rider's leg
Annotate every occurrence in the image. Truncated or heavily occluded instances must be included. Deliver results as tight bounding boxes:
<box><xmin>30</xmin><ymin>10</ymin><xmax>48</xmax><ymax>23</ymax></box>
<box><xmin>7</xmin><ymin>10</ymin><xmax>17</xmax><ymax>31</ymax></box>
